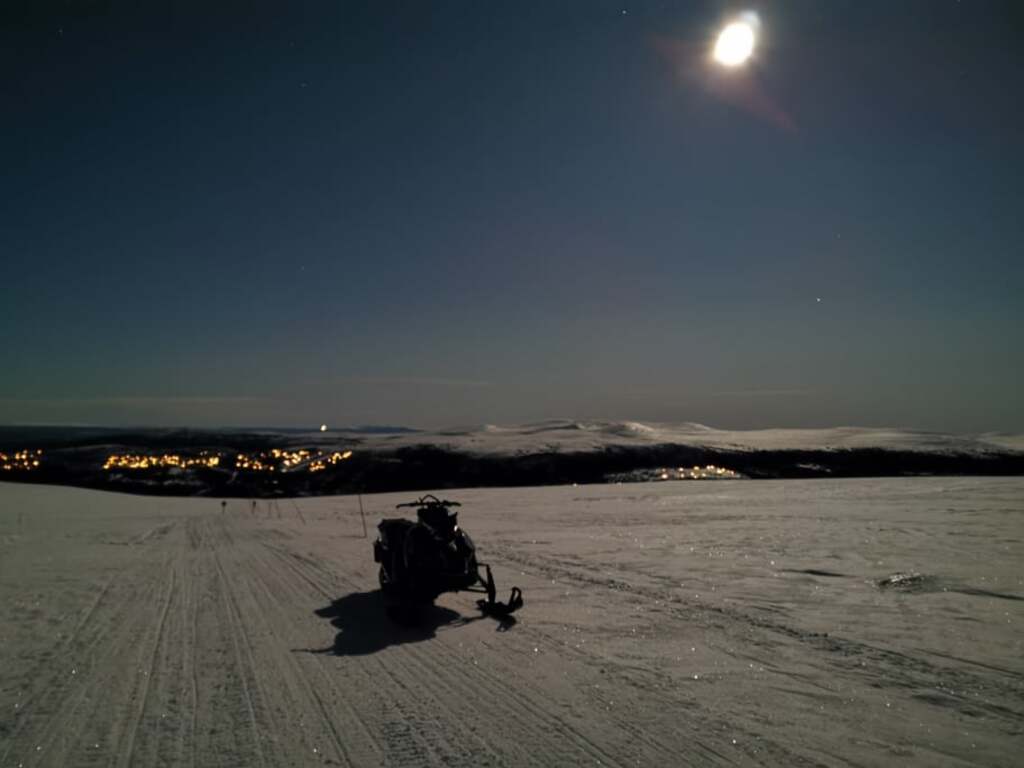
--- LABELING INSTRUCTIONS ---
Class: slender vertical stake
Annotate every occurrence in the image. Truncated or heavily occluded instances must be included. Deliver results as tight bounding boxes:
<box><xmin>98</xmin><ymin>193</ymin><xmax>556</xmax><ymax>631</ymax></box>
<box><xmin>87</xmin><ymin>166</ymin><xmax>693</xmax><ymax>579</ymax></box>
<box><xmin>291</xmin><ymin>498</ymin><xmax>306</xmax><ymax>525</ymax></box>
<box><xmin>358</xmin><ymin>494</ymin><xmax>367</xmax><ymax>538</ymax></box>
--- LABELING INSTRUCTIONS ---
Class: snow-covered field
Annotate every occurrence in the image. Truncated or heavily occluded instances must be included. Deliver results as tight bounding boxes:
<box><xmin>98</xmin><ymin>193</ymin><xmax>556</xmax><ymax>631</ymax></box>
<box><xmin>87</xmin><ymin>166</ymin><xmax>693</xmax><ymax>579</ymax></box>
<box><xmin>1</xmin><ymin>477</ymin><xmax>1021</xmax><ymax>767</ymax></box>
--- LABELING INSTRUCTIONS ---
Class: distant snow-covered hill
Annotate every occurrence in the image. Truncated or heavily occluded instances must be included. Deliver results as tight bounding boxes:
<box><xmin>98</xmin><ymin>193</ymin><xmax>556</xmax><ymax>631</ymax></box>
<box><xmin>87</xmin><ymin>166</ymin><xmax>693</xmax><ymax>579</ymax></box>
<box><xmin>364</xmin><ymin>419</ymin><xmax>1024</xmax><ymax>457</ymax></box>
<box><xmin>2</xmin><ymin>421</ymin><xmax>1021</xmax><ymax>497</ymax></box>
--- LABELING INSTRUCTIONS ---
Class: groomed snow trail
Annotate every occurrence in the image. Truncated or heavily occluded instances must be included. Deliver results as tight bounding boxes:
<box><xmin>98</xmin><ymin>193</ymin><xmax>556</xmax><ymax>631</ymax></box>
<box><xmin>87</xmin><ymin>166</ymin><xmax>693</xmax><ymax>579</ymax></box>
<box><xmin>1</xmin><ymin>479</ymin><xmax>1021</xmax><ymax>766</ymax></box>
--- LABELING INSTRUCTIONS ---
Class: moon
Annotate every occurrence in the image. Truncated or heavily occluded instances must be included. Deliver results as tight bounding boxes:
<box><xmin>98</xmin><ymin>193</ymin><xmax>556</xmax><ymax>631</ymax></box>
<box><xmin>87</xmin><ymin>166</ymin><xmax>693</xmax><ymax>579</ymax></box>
<box><xmin>713</xmin><ymin>14</ymin><xmax>759</xmax><ymax>67</ymax></box>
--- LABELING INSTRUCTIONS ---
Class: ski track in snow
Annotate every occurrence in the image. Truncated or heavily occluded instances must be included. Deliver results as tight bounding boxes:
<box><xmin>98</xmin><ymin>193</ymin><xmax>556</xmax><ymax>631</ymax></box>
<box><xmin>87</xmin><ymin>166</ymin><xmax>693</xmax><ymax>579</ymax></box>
<box><xmin>0</xmin><ymin>477</ymin><xmax>1021</xmax><ymax>767</ymax></box>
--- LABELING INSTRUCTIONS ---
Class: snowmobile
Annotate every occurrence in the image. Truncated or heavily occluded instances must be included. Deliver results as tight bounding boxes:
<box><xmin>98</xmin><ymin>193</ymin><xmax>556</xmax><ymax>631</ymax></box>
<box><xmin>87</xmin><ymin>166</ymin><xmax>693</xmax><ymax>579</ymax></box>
<box><xmin>373</xmin><ymin>495</ymin><xmax>523</xmax><ymax>619</ymax></box>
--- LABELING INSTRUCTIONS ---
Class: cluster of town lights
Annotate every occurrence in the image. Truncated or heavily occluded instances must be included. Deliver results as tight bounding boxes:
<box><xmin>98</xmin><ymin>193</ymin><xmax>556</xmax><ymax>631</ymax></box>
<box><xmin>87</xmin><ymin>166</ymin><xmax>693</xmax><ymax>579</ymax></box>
<box><xmin>4</xmin><ymin>448</ymin><xmax>737</xmax><ymax>484</ymax></box>
<box><xmin>101</xmin><ymin>448</ymin><xmax>353</xmax><ymax>473</ymax></box>
<box><xmin>607</xmin><ymin>464</ymin><xmax>742</xmax><ymax>483</ymax></box>
<box><xmin>103</xmin><ymin>452</ymin><xmax>221</xmax><ymax>471</ymax></box>
<box><xmin>309</xmin><ymin>451</ymin><xmax>353</xmax><ymax>473</ymax></box>
<box><xmin>663</xmin><ymin>465</ymin><xmax>740</xmax><ymax>480</ymax></box>
<box><xmin>1</xmin><ymin>450</ymin><xmax>42</xmax><ymax>471</ymax></box>
<box><xmin>270</xmin><ymin>448</ymin><xmax>312</xmax><ymax>467</ymax></box>
<box><xmin>234</xmin><ymin>452</ymin><xmax>275</xmax><ymax>472</ymax></box>
<box><xmin>235</xmin><ymin>448</ymin><xmax>353</xmax><ymax>473</ymax></box>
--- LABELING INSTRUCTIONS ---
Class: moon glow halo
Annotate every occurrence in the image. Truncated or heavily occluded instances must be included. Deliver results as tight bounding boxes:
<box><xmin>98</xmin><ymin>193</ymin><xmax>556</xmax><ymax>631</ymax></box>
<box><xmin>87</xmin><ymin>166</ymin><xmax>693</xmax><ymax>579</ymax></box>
<box><xmin>713</xmin><ymin>15</ymin><xmax>758</xmax><ymax>67</ymax></box>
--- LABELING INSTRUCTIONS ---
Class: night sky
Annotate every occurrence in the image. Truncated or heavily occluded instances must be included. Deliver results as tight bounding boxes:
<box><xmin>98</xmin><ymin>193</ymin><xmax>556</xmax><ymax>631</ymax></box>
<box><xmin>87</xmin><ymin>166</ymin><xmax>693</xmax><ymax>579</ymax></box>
<box><xmin>2</xmin><ymin>1</ymin><xmax>1022</xmax><ymax>431</ymax></box>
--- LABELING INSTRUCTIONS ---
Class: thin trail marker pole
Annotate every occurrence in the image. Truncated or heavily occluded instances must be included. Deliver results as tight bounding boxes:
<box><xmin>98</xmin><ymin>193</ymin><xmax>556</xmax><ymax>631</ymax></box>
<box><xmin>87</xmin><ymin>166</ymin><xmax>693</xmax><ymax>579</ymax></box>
<box><xmin>291</xmin><ymin>499</ymin><xmax>307</xmax><ymax>525</ymax></box>
<box><xmin>358</xmin><ymin>494</ymin><xmax>367</xmax><ymax>538</ymax></box>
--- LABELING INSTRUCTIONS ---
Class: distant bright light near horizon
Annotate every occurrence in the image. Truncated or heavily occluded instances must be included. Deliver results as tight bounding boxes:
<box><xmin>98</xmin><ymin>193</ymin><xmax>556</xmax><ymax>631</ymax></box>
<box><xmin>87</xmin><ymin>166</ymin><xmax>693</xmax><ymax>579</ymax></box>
<box><xmin>713</xmin><ymin>14</ymin><xmax>759</xmax><ymax>67</ymax></box>
<box><xmin>319</xmin><ymin>424</ymin><xmax>327</xmax><ymax>432</ymax></box>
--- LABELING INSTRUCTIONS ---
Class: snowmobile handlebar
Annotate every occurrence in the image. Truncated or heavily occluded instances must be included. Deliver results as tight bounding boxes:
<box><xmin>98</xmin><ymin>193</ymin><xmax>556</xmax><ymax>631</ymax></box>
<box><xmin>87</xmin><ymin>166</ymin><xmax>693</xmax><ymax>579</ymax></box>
<box><xmin>396</xmin><ymin>494</ymin><xmax>461</xmax><ymax>509</ymax></box>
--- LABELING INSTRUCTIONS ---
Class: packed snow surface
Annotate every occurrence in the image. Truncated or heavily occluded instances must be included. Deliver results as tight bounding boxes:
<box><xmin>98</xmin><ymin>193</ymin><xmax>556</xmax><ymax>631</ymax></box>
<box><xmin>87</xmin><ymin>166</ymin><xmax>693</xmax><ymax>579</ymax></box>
<box><xmin>365</xmin><ymin>419</ymin><xmax>1024</xmax><ymax>456</ymax></box>
<box><xmin>1</xmin><ymin>477</ymin><xmax>1021</xmax><ymax>766</ymax></box>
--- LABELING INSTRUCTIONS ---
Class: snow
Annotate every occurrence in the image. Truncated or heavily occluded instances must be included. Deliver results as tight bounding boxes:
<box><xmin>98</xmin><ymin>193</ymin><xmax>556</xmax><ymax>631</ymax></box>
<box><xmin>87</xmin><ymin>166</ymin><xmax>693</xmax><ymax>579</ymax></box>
<box><xmin>363</xmin><ymin>419</ymin><xmax>1024</xmax><ymax>456</ymax></box>
<box><xmin>1</xmin><ymin>477</ymin><xmax>1021</xmax><ymax>766</ymax></box>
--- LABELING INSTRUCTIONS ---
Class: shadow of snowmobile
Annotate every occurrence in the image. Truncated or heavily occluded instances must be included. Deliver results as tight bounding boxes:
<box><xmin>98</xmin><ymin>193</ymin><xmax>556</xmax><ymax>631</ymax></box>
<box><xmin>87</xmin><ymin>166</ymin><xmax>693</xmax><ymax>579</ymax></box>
<box><xmin>374</xmin><ymin>495</ymin><xmax>523</xmax><ymax>622</ymax></box>
<box><xmin>304</xmin><ymin>588</ymin><xmax>517</xmax><ymax>657</ymax></box>
<box><xmin>304</xmin><ymin>590</ymin><xmax>464</xmax><ymax>656</ymax></box>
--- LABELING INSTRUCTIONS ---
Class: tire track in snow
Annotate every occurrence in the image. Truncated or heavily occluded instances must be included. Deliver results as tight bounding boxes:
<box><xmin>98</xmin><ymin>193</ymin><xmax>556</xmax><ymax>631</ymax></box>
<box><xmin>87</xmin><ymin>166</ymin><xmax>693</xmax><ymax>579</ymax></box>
<box><xmin>64</xmin><ymin>567</ymin><xmax>172</xmax><ymax>768</ymax></box>
<box><xmin>263</xmin><ymin>537</ymin><xmax>630</xmax><ymax>767</ymax></box>
<box><xmin>208</xmin><ymin>525</ymin><xmax>269</xmax><ymax>768</ymax></box>
<box><xmin>0</xmin><ymin>552</ymin><xmax>172</xmax><ymax>767</ymax></box>
<box><xmin>491</xmin><ymin>544</ymin><xmax>1024</xmax><ymax>736</ymax></box>
<box><xmin>1</xmin><ymin>552</ymin><xmax>140</xmax><ymax>742</ymax></box>
<box><xmin>118</xmin><ymin>563</ymin><xmax>177</xmax><ymax>768</ymax></box>
<box><xmin>259</xmin><ymin>541</ymin><xmax>501</xmax><ymax>766</ymax></box>
<box><xmin>254</xmin><ymin>539</ymin><xmax>419</xmax><ymax>765</ymax></box>
<box><xmin>238</xmin><ymin>538</ymin><xmax>366</xmax><ymax>766</ymax></box>
<box><xmin>187</xmin><ymin>540</ymin><xmax>201</xmax><ymax>768</ymax></box>
<box><xmin>483</xmin><ymin>544</ymin><xmax>837</xmax><ymax>767</ymax></box>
